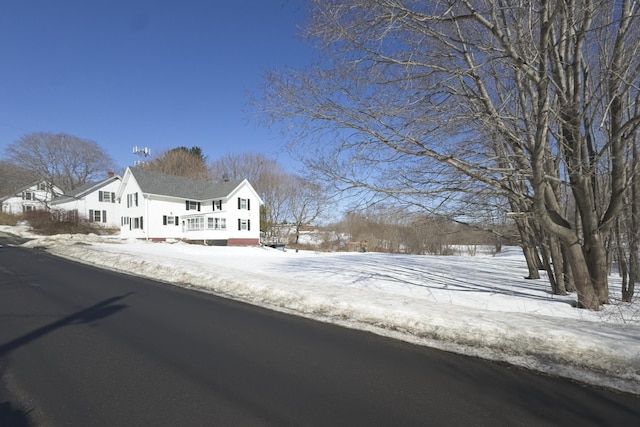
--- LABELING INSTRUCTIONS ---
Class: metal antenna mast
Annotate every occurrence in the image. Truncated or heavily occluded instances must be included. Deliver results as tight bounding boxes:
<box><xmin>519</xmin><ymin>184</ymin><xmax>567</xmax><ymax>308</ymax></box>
<box><xmin>132</xmin><ymin>146</ymin><xmax>151</xmax><ymax>166</ymax></box>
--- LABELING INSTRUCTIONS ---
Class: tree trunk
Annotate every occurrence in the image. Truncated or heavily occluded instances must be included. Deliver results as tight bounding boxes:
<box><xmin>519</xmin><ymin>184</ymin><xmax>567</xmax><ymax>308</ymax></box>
<box><xmin>538</xmin><ymin>239</ymin><xmax>559</xmax><ymax>292</ymax></box>
<box><xmin>522</xmin><ymin>245</ymin><xmax>541</xmax><ymax>280</ymax></box>
<box><xmin>548</xmin><ymin>236</ymin><xmax>567</xmax><ymax>295</ymax></box>
<box><xmin>565</xmin><ymin>242</ymin><xmax>600</xmax><ymax>309</ymax></box>
<box><xmin>583</xmin><ymin>232</ymin><xmax>610</xmax><ymax>305</ymax></box>
<box><xmin>561</xmin><ymin>245</ymin><xmax>576</xmax><ymax>293</ymax></box>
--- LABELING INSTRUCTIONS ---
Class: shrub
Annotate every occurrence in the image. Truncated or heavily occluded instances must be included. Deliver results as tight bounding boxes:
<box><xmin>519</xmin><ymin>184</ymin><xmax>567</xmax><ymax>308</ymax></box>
<box><xmin>23</xmin><ymin>209</ymin><xmax>118</xmax><ymax>235</ymax></box>
<box><xmin>0</xmin><ymin>211</ymin><xmax>21</xmax><ymax>226</ymax></box>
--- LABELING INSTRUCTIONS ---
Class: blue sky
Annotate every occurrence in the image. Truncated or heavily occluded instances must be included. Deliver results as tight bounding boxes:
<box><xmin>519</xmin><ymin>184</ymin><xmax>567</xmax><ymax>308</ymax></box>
<box><xmin>0</xmin><ymin>0</ymin><xmax>311</xmax><ymax>172</ymax></box>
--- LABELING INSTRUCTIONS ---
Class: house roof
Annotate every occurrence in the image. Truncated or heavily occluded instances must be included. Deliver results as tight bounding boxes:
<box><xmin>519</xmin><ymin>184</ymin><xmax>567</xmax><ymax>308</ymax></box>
<box><xmin>51</xmin><ymin>175</ymin><xmax>121</xmax><ymax>205</ymax></box>
<box><xmin>0</xmin><ymin>179</ymin><xmax>60</xmax><ymax>202</ymax></box>
<box><xmin>128</xmin><ymin>168</ymin><xmax>244</xmax><ymax>200</ymax></box>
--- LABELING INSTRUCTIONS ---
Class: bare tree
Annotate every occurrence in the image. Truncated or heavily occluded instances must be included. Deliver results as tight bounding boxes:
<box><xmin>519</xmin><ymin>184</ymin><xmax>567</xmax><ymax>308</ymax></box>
<box><xmin>4</xmin><ymin>132</ymin><xmax>115</xmax><ymax>191</ymax></box>
<box><xmin>210</xmin><ymin>153</ymin><xmax>298</xmax><ymax>243</ymax></box>
<box><xmin>287</xmin><ymin>176</ymin><xmax>326</xmax><ymax>244</ymax></box>
<box><xmin>209</xmin><ymin>152</ymin><xmax>278</xmax><ymax>185</ymax></box>
<box><xmin>261</xmin><ymin>0</ymin><xmax>640</xmax><ymax>309</ymax></box>
<box><xmin>141</xmin><ymin>146</ymin><xmax>209</xmax><ymax>180</ymax></box>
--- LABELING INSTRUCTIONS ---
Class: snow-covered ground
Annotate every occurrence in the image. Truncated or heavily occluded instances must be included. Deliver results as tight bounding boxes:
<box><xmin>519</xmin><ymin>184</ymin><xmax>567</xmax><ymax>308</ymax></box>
<box><xmin>2</xmin><ymin>225</ymin><xmax>639</xmax><ymax>395</ymax></box>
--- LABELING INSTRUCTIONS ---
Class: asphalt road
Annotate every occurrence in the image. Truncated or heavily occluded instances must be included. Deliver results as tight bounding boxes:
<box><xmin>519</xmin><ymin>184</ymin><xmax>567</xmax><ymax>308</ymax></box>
<box><xmin>0</xmin><ymin>239</ymin><xmax>639</xmax><ymax>426</ymax></box>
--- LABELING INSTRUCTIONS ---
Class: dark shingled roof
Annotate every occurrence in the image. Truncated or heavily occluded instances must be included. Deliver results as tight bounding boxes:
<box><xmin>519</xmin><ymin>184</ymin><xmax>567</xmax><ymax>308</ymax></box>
<box><xmin>51</xmin><ymin>176</ymin><xmax>120</xmax><ymax>205</ymax></box>
<box><xmin>130</xmin><ymin>168</ymin><xmax>243</xmax><ymax>200</ymax></box>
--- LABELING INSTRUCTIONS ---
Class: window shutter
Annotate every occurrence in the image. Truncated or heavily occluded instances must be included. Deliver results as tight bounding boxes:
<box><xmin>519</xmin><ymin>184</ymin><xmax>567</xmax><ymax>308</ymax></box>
<box><xmin>175</xmin><ymin>216</ymin><xmax>179</xmax><ymax>226</ymax></box>
<box><xmin>186</xmin><ymin>200</ymin><xmax>190</xmax><ymax>210</ymax></box>
<box><xmin>212</xmin><ymin>201</ymin><xmax>216</xmax><ymax>210</ymax></box>
<box><xmin>163</xmin><ymin>215</ymin><xmax>167</xmax><ymax>225</ymax></box>
<box><xmin>99</xmin><ymin>191</ymin><xmax>103</xmax><ymax>202</ymax></box>
<box><xmin>102</xmin><ymin>211</ymin><xmax>107</xmax><ymax>223</ymax></box>
<box><xmin>111</xmin><ymin>192</ymin><xmax>115</xmax><ymax>203</ymax></box>
<box><xmin>238</xmin><ymin>218</ymin><xmax>241</xmax><ymax>230</ymax></box>
<box><xmin>197</xmin><ymin>202</ymin><xmax>201</xmax><ymax>212</ymax></box>
<box><xmin>238</xmin><ymin>197</ymin><xmax>241</xmax><ymax>209</ymax></box>
<box><xmin>248</xmin><ymin>219</ymin><xmax>251</xmax><ymax>231</ymax></box>
<box><xmin>89</xmin><ymin>210</ymin><xmax>94</xmax><ymax>222</ymax></box>
<box><xmin>247</xmin><ymin>199</ymin><xmax>250</xmax><ymax>210</ymax></box>
<box><xmin>140</xmin><ymin>216</ymin><xmax>144</xmax><ymax>230</ymax></box>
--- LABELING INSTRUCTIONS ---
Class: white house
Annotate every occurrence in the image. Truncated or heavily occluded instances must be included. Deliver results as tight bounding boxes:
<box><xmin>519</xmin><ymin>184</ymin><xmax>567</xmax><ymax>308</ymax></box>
<box><xmin>50</xmin><ymin>173</ymin><xmax>122</xmax><ymax>228</ymax></box>
<box><xmin>116</xmin><ymin>167</ymin><xmax>263</xmax><ymax>245</ymax></box>
<box><xmin>0</xmin><ymin>180</ymin><xmax>63</xmax><ymax>214</ymax></box>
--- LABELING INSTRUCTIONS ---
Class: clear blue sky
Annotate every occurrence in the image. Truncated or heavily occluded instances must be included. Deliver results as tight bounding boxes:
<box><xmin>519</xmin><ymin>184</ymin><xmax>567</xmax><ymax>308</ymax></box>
<box><xmin>0</xmin><ymin>0</ymin><xmax>311</xmax><ymax>172</ymax></box>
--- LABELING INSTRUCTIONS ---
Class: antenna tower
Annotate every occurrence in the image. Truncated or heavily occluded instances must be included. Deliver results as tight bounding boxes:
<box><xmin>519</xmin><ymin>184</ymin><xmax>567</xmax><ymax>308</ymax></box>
<box><xmin>133</xmin><ymin>146</ymin><xmax>151</xmax><ymax>166</ymax></box>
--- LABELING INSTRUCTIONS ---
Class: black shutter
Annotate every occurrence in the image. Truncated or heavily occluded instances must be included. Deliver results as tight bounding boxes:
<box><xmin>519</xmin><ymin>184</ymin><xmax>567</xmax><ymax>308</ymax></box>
<box><xmin>247</xmin><ymin>199</ymin><xmax>250</xmax><ymax>210</ymax></box>
<box><xmin>175</xmin><ymin>216</ymin><xmax>179</xmax><ymax>226</ymax></box>
<box><xmin>163</xmin><ymin>215</ymin><xmax>167</xmax><ymax>225</ymax></box>
<box><xmin>238</xmin><ymin>218</ymin><xmax>241</xmax><ymax>230</ymax></box>
<box><xmin>197</xmin><ymin>202</ymin><xmax>201</xmax><ymax>211</ymax></box>
<box><xmin>89</xmin><ymin>210</ymin><xmax>94</xmax><ymax>222</ymax></box>
<box><xmin>140</xmin><ymin>217</ymin><xmax>144</xmax><ymax>230</ymax></box>
<box><xmin>247</xmin><ymin>219</ymin><xmax>251</xmax><ymax>231</ymax></box>
<box><xmin>186</xmin><ymin>200</ymin><xmax>190</xmax><ymax>210</ymax></box>
<box><xmin>111</xmin><ymin>192</ymin><xmax>115</xmax><ymax>203</ymax></box>
<box><xmin>98</xmin><ymin>191</ymin><xmax>103</xmax><ymax>202</ymax></box>
<box><xmin>102</xmin><ymin>211</ymin><xmax>107</xmax><ymax>223</ymax></box>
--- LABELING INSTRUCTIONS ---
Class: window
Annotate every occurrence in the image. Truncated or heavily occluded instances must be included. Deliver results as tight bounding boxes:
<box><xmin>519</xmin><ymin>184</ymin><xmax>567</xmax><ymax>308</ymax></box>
<box><xmin>238</xmin><ymin>197</ymin><xmax>250</xmax><ymax>210</ymax></box>
<box><xmin>163</xmin><ymin>215</ymin><xmax>179</xmax><ymax>226</ymax></box>
<box><xmin>205</xmin><ymin>217</ymin><xmax>226</xmax><ymax>230</ymax></box>
<box><xmin>214</xmin><ymin>200</ymin><xmax>222</xmax><ymax>211</ymax></box>
<box><xmin>23</xmin><ymin>192</ymin><xmax>33</xmax><ymax>200</ymax></box>
<box><xmin>121</xmin><ymin>217</ymin><xmax>130</xmax><ymax>226</ymax></box>
<box><xmin>99</xmin><ymin>191</ymin><xmax>115</xmax><ymax>203</ymax></box>
<box><xmin>238</xmin><ymin>219</ymin><xmax>250</xmax><ymax>231</ymax></box>
<box><xmin>132</xmin><ymin>216</ymin><xmax>143</xmax><ymax>229</ymax></box>
<box><xmin>38</xmin><ymin>182</ymin><xmax>46</xmax><ymax>191</ymax></box>
<box><xmin>186</xmin><ymin>200</ymin><xmax>201</xmax><ymax>211</ymax></box>
<box><xmin>89</xmin><ymin>210</ymin><xmax>107</xmax><ymax>223</ymax></box>
<box><xmin>185</xmin><ymin>217</ymin><xmax>204</xmax><ymax>231</ymax></box>
<box><xmin>126</xmin><ymin>193</ymin><xmax>138</xmax><ymax>208</ymax></box>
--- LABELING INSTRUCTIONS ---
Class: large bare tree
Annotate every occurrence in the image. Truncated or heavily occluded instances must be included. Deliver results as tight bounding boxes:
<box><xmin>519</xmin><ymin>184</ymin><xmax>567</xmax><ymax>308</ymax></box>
<box><xmin>261</xmin><ymin>0</ymin><xmax>640</xmax><ymax>309</ymax></box>
<box><xmin>4</xmin><ymin>132</ymin><xmax>115</xmax><ymax>191</ymax></box>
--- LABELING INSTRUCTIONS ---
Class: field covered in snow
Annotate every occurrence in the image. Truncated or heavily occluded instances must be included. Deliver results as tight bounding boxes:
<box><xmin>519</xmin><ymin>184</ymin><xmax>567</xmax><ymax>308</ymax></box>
<box><xmin>2</xmin><ymin>225</ymin><xmax>639</xmax><ymax>395</ymax></box>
